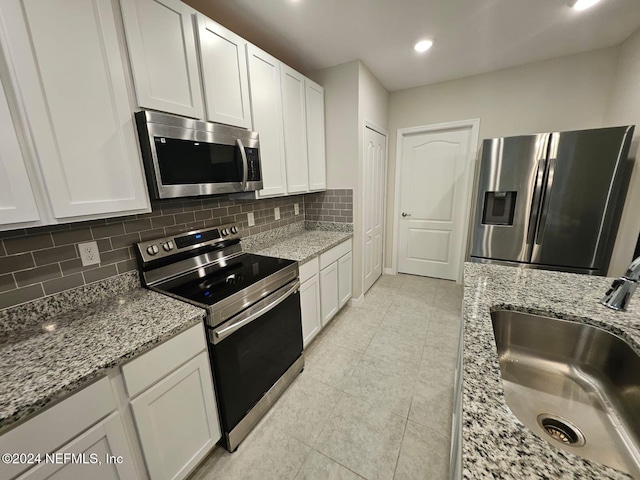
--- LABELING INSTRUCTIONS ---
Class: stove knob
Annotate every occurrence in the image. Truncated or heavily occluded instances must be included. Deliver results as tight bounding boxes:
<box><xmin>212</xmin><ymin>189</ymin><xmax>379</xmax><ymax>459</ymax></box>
<box><xmin>147</xmin><ymin>245</ymin><xmax>159</xmax><ymax>256</ymax></box>
<box><xmin>163</xmin><ymin>241</ymin><xmax>174</xmax><ymax>251</ymax></box>
<box><xmin>221</xmin><ymin>228</ymin><xmax>229</xmax><ymax>236</ymax></box>
<box><xmin>230</xmin><ymin>226</ymin><xmax>238</xmax><ymax>234</ymax></box>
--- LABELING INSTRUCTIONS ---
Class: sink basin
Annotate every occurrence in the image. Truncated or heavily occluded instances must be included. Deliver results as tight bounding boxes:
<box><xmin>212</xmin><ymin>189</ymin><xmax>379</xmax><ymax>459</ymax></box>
<box><xmin>491</xmin><ymin>309</ymin><xmax>640</xmax><ymax>476</ymax></box>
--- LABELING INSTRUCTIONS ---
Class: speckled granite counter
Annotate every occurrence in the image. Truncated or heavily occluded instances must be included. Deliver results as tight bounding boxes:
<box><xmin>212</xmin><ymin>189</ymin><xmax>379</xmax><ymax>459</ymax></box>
<box><xmin>0</xmin><ymin>273</ymin><xmax>205</xmax><ymax>433</ymax></box>
<box><xmin>243</xmin><ymin>223</ymin><xmax>353</xmax><ymax>264</ymax></box>
<box><xmin>463</xmin><ymin>263</ymin><xmax>640</xmax><ymax>479</ymax></box>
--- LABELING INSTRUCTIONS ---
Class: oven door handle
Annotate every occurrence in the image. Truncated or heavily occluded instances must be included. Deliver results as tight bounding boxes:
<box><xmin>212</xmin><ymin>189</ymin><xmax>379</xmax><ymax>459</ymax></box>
<box><xmin>212</xmin><ymin>280</ymin><xmax>300</xmax><ymax>344</ymax></box>
<box><xmin>237</xmin><ymin>138</ymin><xmax>249</xmax><ymax>191</ymax></box>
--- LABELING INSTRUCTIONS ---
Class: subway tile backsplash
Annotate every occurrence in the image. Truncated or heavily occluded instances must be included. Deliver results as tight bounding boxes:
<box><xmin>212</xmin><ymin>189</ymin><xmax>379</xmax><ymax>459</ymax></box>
<box><xmin>0</xmin><ymin>190</ymin><xmax>353</xmax><ymax>310</ymax></box>
<box><xmin>304</xmin><ymin>189</ymin><xmax>353</xmax><ymax>223</ymax></box>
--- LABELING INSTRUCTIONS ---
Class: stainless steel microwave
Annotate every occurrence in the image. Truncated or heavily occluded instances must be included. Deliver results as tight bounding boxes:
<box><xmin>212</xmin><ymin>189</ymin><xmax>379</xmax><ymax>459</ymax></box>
<box><xmin>135</xmin><ymin>111</ymin><xmax>262</xmax><ymax>199</ymax></box>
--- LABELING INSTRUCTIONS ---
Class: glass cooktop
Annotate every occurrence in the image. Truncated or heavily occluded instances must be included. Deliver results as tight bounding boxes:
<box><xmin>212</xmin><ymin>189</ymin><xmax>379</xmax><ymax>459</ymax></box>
<box><xmin>159</xmin><ymin>253</ymin><xmax>296</xmax><ymax>306</ymax></box>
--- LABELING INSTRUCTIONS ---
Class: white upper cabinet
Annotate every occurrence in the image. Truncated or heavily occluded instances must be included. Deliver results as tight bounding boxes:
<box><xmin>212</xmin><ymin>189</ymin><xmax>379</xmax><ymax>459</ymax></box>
<box><xmin>0</xmin><ymin>75</ymin><xmax>40</xmax><ymax>226</ymax></box>
<box><xmin>281</xmin><ymin>65</ymin><xmax>309</xmax><ymax>193</ymax></box>
<box><xmin>0</xmin><ymin>0</ymin><xmax>150</xmax><ymax>220</ymax></box>
<box><xmin>196</xmin><ymin>16</ymin><xmax>251</xmax><ymax>129</ymax></box>
<box><xmin>305</xmin><ymin>78</ymin><xmax>327</xmax><ymax>192</ymax></box>
<box><xmin>246</xmin><ymin>45</ymin><xmax>287</xmax><ymax>197</ymax></box>
<box><xmin>120</xmin><ymin>0</ymin><xmax>204</xmax><ymax>119</ymax></box>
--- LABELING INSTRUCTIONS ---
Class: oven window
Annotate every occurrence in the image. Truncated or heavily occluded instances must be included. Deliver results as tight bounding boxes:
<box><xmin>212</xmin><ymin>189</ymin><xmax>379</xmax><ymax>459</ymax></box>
<box><xmin>155</xmin><ymin>137</ymin><xmax>243</xmax><ymax>184</ymax></box>
<box><xmin>210</xmin><ymin>291</ymin><xmax>303</xmax><ymax>432</ymax></box>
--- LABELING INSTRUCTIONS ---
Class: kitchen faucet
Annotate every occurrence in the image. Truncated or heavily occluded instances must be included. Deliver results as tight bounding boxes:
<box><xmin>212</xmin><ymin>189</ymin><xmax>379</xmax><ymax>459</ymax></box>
<box><xmin>600</xmin><ymin>256</ymin><xmax>640</xmax><ymax>311</ymax></box>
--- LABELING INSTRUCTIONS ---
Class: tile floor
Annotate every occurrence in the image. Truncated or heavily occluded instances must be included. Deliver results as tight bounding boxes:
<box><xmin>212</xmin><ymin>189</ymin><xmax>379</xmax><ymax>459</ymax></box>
<box><xmin>188</xmin><ymin>273</ymin><xmax>463</xmax><ymax>480</ymax></box>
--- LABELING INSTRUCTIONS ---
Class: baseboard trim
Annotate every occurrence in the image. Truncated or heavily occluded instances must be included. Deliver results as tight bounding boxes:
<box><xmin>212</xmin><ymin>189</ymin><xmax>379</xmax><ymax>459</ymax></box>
<box><xmin>384</xmin><ymin>268</ymin><xmax>397</xmax><ymax>275</ymax></box>
<box><xmin>349</xmin><ymin>294</ymin><xmax>364</xmax><ymax>306</ymax></box>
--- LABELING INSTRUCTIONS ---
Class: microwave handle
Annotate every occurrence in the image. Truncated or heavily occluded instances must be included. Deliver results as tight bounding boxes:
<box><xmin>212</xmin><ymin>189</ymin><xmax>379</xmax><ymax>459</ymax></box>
<box><xmin>237</xmin><ymin>139</ymin><xmax>248</xmax><ymax>191</ymax></box>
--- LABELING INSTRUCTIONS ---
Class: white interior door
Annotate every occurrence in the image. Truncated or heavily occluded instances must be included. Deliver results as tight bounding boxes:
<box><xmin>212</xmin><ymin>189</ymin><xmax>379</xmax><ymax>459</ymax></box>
<box><xmin>398</xmin><ymin>128</ymin><xmax>472</xmax><ymax>280</ymax></box>
<box><xmin>363</xmin><ymin>127</ymin><xmax>386</xmax><ymax>293</ymax></box>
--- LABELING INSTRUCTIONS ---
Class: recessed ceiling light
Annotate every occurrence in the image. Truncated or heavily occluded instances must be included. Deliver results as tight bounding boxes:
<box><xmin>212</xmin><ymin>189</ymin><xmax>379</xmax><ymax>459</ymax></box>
<box><xmin>570</xmin><ymin>0</ymin><xmax>601</xmax><ymax>11</ymax></box>
<box><xmin>414</xmin><ymin>40</ymin><xmax>433</xmax><ymax>53</ymax></box>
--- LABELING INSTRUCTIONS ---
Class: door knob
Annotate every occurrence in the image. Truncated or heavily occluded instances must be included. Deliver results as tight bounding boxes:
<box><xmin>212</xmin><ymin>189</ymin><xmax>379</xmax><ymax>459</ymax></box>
<box><xmin>402</xmin><ymin>212</ymin><xmax>411</xmax><ymax>217</ymax></box>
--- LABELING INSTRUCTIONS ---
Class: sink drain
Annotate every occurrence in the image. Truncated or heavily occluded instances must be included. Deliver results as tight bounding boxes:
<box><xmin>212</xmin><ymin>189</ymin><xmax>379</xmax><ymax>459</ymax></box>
<box><xmin>537</xmin><ymin>414</ymin><xmax>586</xmax><ymax>447</ymax></box>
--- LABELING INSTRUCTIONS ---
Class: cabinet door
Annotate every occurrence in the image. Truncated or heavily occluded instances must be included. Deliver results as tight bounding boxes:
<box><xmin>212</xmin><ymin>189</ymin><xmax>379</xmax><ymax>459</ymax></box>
<box><xmin>0</xmin><ymin>75</ymin><xmax>39</xmax><ymax>225</ymax></box>
<box><xmin>197</xmin><ymin>16</ymin><xmax>251</xmax><ymax>129</ymax></box>
<box><xmin>131</xmin><ymin>352</ymin><xmax>220</xmax><ymax>480</ymax></box>
<box><xmin>18</xmin><ymin>412</ymin><xmax>137</xmax><ymax>480</ymax></box>
<box><xmin>300</xmin><ymin>275</ymin><xmax>321</xmax><ymax>348</ymax></box>
<box><xmin>247</xmin><ymin>45</ymin><xmax>287</xmax><ymax>197</ymax></box>
<box><xmin>338</xmin><ymin>251</ymin><xmax>353</xmax><ymax>309</ymax></box>
<box><xmin>305</xmin><ymin>78</ymin><xmax>326</xmax><ymax>192</ymax></box>
<box><xmin>281</xmin><ymin>65</ymin><xmax>309</xmax><ymax>193</ymax></box>
<box><xmin>0</xmin><ymin>0</ymin><xmax>150</xmax><ymax>219</ymax></box>
<box><xmin>320</xmin><ymin>262</ymin><xmax>339</xmax><ymax>326</ymax></box>
<box><xmin>120</xmin><ymin>0</ymin><xmax>203</xmax><ymax>119</ymax></box>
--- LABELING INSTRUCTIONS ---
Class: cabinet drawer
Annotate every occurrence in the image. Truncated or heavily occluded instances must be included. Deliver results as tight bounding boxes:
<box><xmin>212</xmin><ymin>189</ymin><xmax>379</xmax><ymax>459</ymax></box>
<box><xmin>299</xmin><ymin>257</ymin><xmax>319</xmax><ymax>284</ymax></box>
<box><xmin>319</xmin><ymin>239</ymin><xmax>352</xmax><ymax>270</ymax></box>
<box><xmin>0</xmin><ymin>377</ymin><xmax>116</xmax><ymax>479</ymax></box>
<box><xmin>122</xmin><ymin>322</ymin><xmax>207</xmax><ymax>398</ymax></box>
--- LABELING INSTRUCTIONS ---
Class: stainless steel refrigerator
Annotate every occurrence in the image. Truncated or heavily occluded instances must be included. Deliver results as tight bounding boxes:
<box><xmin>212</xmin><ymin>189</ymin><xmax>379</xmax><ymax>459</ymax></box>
<box><xmin>469</xmin><ymin>126</ymin><xmax>634</xmax><ymax>275</ymax></box>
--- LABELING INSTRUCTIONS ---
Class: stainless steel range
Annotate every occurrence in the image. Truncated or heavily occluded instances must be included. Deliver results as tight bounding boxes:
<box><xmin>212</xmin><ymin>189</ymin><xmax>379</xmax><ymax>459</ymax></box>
<box><xmin>136</xmin><ymin>223</ymin><xmax>303</xmax><ymax>452</ymax></box>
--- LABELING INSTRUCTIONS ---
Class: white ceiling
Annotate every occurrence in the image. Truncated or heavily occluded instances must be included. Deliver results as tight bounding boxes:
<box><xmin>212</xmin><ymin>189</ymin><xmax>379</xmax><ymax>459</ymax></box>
<box><xmin>190</xmin><ymin>0</ymin><xmax>640</xmax><ymax>92</ymax></box>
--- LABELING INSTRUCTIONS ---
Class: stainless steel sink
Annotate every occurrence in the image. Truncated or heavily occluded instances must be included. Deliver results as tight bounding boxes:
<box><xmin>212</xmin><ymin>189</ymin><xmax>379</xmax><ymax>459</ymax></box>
<box><xmin>491</xmin><ymin>309</ymin><xmax>640</xmax><ymax>476</ymax></box>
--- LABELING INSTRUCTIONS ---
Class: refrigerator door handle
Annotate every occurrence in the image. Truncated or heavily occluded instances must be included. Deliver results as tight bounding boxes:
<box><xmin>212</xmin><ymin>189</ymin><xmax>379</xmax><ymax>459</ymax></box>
<box><xmin>526</xmin><ymin>158</ymin><xmax>546</xmax><ymax>245</ymax></box>
<box><xmin>535</xmin><ymin>157</ymin><xmax>556</xmax><ymax>245</ymax></box>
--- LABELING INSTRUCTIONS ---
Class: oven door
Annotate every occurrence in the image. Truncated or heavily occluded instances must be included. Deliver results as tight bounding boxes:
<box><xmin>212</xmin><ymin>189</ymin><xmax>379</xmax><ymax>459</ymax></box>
<box><xmin>208</xmin><ymin>280</ymin><xmax>303</xmax><ymax>436</ymax></box>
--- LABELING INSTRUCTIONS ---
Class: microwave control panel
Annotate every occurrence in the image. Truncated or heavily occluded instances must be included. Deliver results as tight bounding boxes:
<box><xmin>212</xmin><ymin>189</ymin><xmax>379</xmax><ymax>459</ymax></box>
<box><xmin>245</xmin><ymin>148</ymin><xmax>261</xmax><ymax>181</ymax></box>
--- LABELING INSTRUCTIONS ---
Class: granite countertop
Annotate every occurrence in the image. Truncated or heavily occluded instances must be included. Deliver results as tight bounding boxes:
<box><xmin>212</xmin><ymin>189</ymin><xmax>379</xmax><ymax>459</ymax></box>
<box><xmin>0</xmin><ymin>286</ymin><xmax>205</xmax><ymax>433</ymax></box>
<box><xmin>463</xmin><ymin>262</ymin><xmax>640</xmax><ymax>479</ymax></box>
<box><xmin>244</xmin><ymin>228</ymin><xmax>353</xmax><ymax>264</ymax></box>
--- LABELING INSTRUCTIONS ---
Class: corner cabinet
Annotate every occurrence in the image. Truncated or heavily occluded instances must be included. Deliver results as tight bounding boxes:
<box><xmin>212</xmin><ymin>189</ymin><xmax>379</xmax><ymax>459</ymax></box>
<box><xmin>120</xmin><ymin>0</ymin><xmax>204</xmax><ymax>119</ymax></box>
<box><xmin>196</xmin><ymin>15</ymin><xmax>252</xmax><ymax>129</ymax></box>
<box><xmin>0</xmin><ymin>0</ymin><xmax>150</xmax><ymax>226</ymax></box>
<box><xmin>246</xmin><ymin>45</ymin><xmax>288</xmax><ymax>198</ymax></box>
<box><xmin>305</xmin><ymin>79</ymin><xmax>327</xmax><ymax>192</ymax></box>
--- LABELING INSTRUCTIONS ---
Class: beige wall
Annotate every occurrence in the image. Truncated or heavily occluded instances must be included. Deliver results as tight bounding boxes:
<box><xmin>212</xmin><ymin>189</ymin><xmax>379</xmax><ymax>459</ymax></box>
<box><xmin>605</xmin><ymin>29</ymin><xmax>640</xmax><ymax>275</ymax></box>
<box><xmin>385</xmin><ymin>46</ymin><xmax>620</xmax><ymax>271</ymax></box>
<box><xmin>313</xmin><ymin>61</ymin><xmax>389</xmax><ymax>299</ymax></box>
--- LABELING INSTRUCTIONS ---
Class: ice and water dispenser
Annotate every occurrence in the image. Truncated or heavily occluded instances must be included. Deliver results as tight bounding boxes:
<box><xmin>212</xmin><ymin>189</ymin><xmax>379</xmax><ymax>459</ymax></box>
<box><xmin>482</xmin><ymin>191</ymin><xmax>517</xmax><ymax>225</ymax></box>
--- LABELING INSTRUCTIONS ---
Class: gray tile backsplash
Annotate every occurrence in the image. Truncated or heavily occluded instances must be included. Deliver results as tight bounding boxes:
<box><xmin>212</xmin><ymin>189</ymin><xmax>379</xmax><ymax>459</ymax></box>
<box><xmin>0</xmin><ymin>191</ymin><xmax>355</xmax><ymax>310</ymax></box>
<box><xmin>305</xmin><ymin>189</ymin><xmax>354</xmax><ymax>223</ymax></box>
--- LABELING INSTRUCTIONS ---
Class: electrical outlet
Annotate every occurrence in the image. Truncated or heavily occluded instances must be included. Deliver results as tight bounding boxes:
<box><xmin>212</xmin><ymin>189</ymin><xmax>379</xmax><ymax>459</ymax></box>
<box><xmin>294</xmin><ymin>203</ymin><xmax>299</xmax><ymax>215</ymax></box>
<box><xmin>79</xmin><ymin>241</ymin><xmax>101</xmax><ymax>266</ymax></box>
<box><xmin>274</xmin><ymin>207</ymin><xmax>280</xmax><ymax>220</ymax></box>
<box><xmin>247</xmin><ymin>212</ymin><xmax>255</xmax><ymax>227</ymax></box>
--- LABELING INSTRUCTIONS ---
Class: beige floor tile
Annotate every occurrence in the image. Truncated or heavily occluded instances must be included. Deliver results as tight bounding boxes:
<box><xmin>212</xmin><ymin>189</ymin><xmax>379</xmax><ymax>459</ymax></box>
<box><xmin>365</xmin><ymin>327</ymin><xmax>425</xmax><ymax>367</ymax></box>
<box><xmin>408</xmin><ymin>385</ymin><xmax>454</xmax><ymax>436</ymax></box>
<box><xmin>372</xmin><ymin>274</ymin><xmax>407</xmax><ymax>290</ymax></box>
<box><xmin>394</xmin><ymin>421</ymin><xmax>450</xmax><ymax>480</ymax></box>
<box><xmin>314</xmin><ymin>394</ymin><xmax>406</xmax><ymax>480</ymax></box>
<box><xmin>379</xmin><ymin>309</ymin><xmax>431</xmax><ymax>340</ymax></box>
<box><xmin>343</xmin><ymin>355</ymin><xmax>417</xmax><ymax>417</ymax></box>
<box><xmin>295</xmin><ymin>450</ymin><xmax>364</xmax><ymax>479</ymax></box>
<box><xmin>322</xmin><ymin>312</ymin><xmax>380</xmax><ymax>353</ymax></box>
<box><xmin>388</xmin><ymin>295</ymin><xmax>436</xmax><ymax>317</ymax></box>
<box><xmin>262</xmin><ymin>374</ymin><xmax>342</xmax><ymax>446</ymax></box>
<box><xmin>304</xmin><ymin>341</ymin><xmax>363</xmax><ymax>390</ymax></box>
<box><xmin>187</xmin><ymin>422</ymin><xmax>310</xmax><ymax>480</ymax></box>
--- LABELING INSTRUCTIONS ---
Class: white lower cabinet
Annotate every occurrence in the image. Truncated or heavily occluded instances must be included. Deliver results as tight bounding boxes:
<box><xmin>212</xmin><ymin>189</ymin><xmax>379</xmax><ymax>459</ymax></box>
<box><xmin>320</xmin><ymin>262</ymin><xmax>339</xmax><ymax>326</ymax></box>
<box><xmin>17</xmin><ymin>413</ymin><xmax>137</xmax><ymax>480</ymax></box>
<box><xmin>338</xmin><ymin>251</ymin><xmax>353</xmax><ymax>308</ymax></box>
<box><xmin>300</xmin><ymin>239</ymin><xmax>353</xmax><ymax>345</ymax></box>
<box><xmin>0</xmin><ymin>323</ymin><xmax>219</xmax><ymax>480</ymax></box>
<box><xmin>130</xmin><ymin>352</ymin><xmax>220</xmax><ymax>480</ymax></box>
<box><xmin>300</xmin><ymin>274</ymin><xmax>321</xmax><ymax>348</ymax></box>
